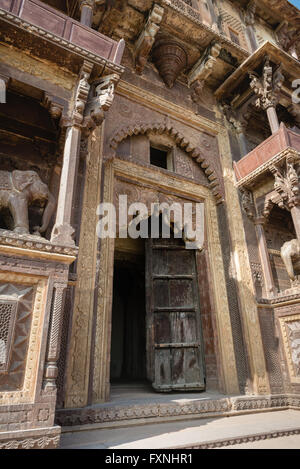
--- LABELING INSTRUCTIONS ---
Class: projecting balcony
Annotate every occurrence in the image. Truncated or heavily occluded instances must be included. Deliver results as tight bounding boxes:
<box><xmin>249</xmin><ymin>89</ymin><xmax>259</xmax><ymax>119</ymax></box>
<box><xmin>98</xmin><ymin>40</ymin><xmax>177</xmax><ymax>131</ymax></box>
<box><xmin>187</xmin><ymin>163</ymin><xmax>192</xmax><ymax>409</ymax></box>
<box><xmin>0</xmin><ymin>0</ymin><xmax>124</xmax><ymax>64</ymax></box>
<box><xmin>234</xmin><ymin>123</ymin><xmax>300</xmax><ymax>188</ymax></box>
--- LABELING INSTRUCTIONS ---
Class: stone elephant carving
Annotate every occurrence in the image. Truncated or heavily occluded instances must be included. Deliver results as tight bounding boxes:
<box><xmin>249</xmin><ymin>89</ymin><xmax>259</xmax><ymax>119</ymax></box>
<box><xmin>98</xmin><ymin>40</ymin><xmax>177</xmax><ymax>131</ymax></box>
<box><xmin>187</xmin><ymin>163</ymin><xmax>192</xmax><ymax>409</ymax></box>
<box><xmin>0</xmin><ymin>170</ymin><xmax>56</xmax><ymax>235</ymax></box>
<box><xmin>281</xmin><ymin>238</ymin><xmax>300</xmax><ymax>281</ymax></box>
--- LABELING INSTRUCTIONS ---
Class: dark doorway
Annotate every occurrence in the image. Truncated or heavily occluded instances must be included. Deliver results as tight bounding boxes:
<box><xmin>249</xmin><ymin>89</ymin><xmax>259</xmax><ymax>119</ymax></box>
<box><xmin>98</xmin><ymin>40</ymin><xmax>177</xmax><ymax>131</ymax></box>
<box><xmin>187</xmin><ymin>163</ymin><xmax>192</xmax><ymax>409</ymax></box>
<box><xmin>110</xmin><ymin>253</ymin><xmax>147</xmax><ymax>383</ymax></box>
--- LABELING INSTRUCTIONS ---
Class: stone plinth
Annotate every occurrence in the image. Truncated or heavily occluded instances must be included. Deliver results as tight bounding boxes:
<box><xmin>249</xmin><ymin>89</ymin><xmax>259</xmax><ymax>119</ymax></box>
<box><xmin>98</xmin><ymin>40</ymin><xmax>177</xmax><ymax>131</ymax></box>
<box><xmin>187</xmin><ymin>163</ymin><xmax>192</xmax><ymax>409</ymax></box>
<box><xmin>0</xmin><ymin>230</ymin><xmax>77</xmax><ymax>449</ymax></box>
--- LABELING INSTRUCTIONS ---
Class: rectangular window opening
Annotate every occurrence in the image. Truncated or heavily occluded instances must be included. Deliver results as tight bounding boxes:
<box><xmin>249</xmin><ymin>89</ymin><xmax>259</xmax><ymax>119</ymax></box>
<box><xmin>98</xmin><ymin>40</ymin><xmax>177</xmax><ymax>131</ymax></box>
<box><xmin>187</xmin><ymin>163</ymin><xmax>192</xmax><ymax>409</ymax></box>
<box><xmin>150</xmin><ymin>146</ymin><xmax>173</xmax><ymax>171</ymax></box>
<box><xmin>229</xmin><ymin>28</ymin><xmax>240</xmax><ymax>46</ymax></box>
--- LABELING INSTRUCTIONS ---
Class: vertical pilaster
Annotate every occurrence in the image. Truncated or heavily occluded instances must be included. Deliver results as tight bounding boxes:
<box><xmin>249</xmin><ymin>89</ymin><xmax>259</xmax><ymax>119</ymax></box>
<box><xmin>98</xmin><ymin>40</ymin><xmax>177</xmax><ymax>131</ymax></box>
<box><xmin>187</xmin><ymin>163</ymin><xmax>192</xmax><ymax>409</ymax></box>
<box><xmin>218</xmin><ymin>128</ymin><xmax>270</xmax><ymax>395</ymax></box>
<box><xmin>254</xmin><ymin>219</ymin><xmax>275</xmax><ymax>297</ymax></box>
<box><xmin>43</xmin><ymin>283</ymin><xmax>67</xmax><ymax>390</ymax></box>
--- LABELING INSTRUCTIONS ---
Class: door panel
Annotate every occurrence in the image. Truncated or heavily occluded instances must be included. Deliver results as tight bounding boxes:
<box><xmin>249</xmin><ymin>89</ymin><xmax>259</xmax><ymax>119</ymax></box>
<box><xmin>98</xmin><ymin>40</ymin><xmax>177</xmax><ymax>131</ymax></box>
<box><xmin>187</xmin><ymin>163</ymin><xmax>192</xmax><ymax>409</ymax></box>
<box><xmin>146</xmin><ymin>235</ymin><xmax>205</xmax><ymax>392</ymax></box>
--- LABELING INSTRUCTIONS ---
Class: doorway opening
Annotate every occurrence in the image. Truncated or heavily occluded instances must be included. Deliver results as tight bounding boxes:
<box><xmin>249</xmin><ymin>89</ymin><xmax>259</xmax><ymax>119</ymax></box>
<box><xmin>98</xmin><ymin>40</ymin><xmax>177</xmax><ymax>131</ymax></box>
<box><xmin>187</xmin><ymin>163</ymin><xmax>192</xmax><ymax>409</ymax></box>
<box><xmin>110</xmin><ymin>238</ymin><xmax>147</xmax><ymax>385</ymax></box>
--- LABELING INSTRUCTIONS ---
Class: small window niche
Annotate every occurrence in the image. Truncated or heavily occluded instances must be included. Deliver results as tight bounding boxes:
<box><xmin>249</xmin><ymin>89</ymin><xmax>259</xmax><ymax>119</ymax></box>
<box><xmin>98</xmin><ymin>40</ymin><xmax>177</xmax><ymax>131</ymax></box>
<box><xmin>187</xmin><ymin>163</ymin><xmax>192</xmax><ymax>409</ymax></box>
<box><xmin>150</xmin><ymin>145</ymin><xmax>173</xmax><ymax>171</ymax></box>
<box><xmin>228</xmin><ymin>27</ymin><xmax>240</xmax><ymax>46</ymax></box>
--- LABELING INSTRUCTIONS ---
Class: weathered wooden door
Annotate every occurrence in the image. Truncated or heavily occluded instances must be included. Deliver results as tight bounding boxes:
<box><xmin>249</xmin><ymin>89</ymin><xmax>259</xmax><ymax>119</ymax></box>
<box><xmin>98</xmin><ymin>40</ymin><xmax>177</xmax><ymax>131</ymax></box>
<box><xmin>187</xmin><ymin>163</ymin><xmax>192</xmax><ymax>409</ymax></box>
<box><xmin>145</xmin><ymin>235</ymin><xmax>205</xmax><ymax>391</ymax></box>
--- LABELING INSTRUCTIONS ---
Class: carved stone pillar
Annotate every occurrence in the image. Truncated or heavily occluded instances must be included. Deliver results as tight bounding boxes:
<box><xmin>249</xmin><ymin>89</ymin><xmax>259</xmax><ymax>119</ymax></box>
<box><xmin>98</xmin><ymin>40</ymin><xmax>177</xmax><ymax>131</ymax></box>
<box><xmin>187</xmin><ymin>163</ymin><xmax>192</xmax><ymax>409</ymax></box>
<box><xmin>244</xmin><ymin>0</ymin><xmax>258</xmax><ymax>52</ymax></box>
<box><xmin>51</xmin><ymin>61</ymin><xmax>93</xmax><ymax>246</ymax></box>
<box><xmin>205</xmin><ymin>0</ymin><xmax>219</xmax><ymax>31</ymax></box>
<box><xmin>0</xmin><ymin>73</ymin><xmax>9</xmax><ymax>103</ymax></box>
<box><xmin>241</xmin><ymin>189</ymin><xmax>275</xmax><ymax>297</ymax></box>
<box><xmin>249</xmin><ymin>56</ymin><xmax>284</xmax><ymax>134</ymax></box>
<box><xmin>43</xmin><ymin>283</ymin><xmax>67</xmax><ymax>390</ymax></box>
<box><xmin>222</xmin><ymin>103</ymin><xmax>249</xmax><ymax>157</ymax></box>
<box><xmin>254</xmin><ymin>218</ymin><xmax>276</xmax><ymax>297</ymax></box>
<box><xmin>79</xmin><ymin>0</ymin><xmax>94</xmax><ymax>27</ymax></box>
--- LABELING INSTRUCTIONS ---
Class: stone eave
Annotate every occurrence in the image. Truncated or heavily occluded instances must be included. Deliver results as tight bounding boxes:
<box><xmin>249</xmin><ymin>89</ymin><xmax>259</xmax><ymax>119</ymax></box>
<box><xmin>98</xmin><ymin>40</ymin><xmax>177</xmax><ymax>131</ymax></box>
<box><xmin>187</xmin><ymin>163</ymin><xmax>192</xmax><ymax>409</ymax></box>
<box><xmin>158</xmin><ymin>0</ymin><xmax>249</xmax><ymax>62</ymax></box>
<box><xmin>215</xmin><ymin>41</ymin><xmax>300</xmax><ymax>101</ymax></box>
<box><xmin>0</xmin><ymin>7</ymin><xmax>125</xmax><ymax>77</ymax></box>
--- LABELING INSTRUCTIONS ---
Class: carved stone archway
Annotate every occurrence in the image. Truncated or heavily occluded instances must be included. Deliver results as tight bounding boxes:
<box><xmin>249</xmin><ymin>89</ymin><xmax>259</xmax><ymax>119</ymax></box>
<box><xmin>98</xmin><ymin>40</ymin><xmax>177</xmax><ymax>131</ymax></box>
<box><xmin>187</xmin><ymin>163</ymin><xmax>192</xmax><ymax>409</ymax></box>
<box><xmin>110</xmin><ymin>121</ymin><xmax>223</xmax><ymax>202</ymax></box>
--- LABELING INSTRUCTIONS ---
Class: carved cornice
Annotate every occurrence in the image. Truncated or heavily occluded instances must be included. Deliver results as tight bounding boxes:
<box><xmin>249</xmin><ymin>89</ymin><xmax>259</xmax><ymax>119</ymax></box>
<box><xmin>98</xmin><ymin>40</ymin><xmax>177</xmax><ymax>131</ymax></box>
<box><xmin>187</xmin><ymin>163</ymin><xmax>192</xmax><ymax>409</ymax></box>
<box><xmin>115</xmin><ymin>80</ymin><xmax>223</xmax><ymax>135</ymax></box>
<box><xmin>0</xmin><ymin>230</ymin><xmax>78</xmax><ymax>261</ymax></box>
<box><xmin>134</xmin><ymin>3</ymin><xmax>164</xmax><ymax>75</ymax></box>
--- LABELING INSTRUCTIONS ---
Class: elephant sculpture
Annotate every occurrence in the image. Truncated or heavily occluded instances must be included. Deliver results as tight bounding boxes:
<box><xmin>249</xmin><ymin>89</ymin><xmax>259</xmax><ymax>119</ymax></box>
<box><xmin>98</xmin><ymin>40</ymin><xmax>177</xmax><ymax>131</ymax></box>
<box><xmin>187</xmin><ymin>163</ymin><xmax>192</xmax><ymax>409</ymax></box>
<box><xmin>281</xmin><ymin>238</ymin><xmax>300</xmax><ymax>281</ymax></box>
<box><xmin>0</xmin><ymin>170</ymin><xmax>56</xmax><ymax>235</ymax></box>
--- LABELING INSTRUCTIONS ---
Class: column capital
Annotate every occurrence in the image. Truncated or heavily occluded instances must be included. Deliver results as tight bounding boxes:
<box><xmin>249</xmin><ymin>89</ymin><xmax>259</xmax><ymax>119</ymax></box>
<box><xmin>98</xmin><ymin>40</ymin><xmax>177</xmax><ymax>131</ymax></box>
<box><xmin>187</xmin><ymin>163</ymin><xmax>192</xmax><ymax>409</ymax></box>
<box><xmin>249</xmin><ymin>56</ymin><xmax>284</xmax><ymax>111</ymax></box>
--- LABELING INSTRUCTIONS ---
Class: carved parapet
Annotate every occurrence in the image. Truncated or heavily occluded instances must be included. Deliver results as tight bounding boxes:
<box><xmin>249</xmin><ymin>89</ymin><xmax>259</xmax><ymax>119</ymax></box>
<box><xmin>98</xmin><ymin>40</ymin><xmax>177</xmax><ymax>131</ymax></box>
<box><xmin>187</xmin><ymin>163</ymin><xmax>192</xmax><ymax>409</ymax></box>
<box><xmin>134</xmin><ymin>4</ymin><xmax>164</xmax><ymax>74</ymax></box>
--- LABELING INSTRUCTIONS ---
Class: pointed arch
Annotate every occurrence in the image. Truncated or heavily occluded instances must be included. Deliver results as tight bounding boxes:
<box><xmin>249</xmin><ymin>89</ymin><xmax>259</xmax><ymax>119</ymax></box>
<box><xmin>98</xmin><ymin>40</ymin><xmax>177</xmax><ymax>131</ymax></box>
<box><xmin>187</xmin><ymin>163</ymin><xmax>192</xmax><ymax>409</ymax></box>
<box><xmin>110</xmin><ymin>122</ymin><xmax>223</xmax><ymax>202</ymax></box>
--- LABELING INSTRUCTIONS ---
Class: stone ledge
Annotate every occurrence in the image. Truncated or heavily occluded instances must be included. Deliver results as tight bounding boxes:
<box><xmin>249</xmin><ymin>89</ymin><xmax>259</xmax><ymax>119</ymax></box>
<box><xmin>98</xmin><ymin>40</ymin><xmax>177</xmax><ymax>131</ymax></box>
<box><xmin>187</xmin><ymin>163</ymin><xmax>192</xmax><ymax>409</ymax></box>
<box><xmin>56</xmin><ymin>393</ymin><xmax>300</xmax><ymax>428</ymax></box>
<box><xmin>0</xmin><ymin>230</ymin><xmax>78</xmax><ymax>262</ymax></box>
<box><xmin>0</xmin><ymin>425</ymin><xmax>61</xmax><ymax>449</ymax></box>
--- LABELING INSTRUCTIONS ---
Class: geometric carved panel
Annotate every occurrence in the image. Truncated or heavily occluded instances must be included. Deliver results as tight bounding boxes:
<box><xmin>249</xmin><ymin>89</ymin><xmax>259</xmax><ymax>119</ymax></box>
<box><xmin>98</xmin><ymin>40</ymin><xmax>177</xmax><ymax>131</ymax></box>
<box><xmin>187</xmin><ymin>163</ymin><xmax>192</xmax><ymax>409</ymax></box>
<box><xmin>0</xmin><ymin>283</ymin><xmax>34</xmax><ymax>391</ymax></box>
<box><xmin>0</xmin><ymin>299</ymin><xmax>18</xmax><ymax>372</ymax></box>
<box><xmin>279</xmin><ymin>314</ymin><xmax>300</xmax><ymax>384</ymax></box>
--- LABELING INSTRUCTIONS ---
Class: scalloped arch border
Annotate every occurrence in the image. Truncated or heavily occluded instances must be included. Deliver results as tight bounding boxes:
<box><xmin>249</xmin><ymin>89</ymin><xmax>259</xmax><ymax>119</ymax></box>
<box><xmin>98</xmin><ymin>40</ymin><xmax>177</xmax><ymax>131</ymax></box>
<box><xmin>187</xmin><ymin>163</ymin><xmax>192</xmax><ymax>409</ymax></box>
<box><xmin>110</xmin><ymin>122</ymin><xmax>223</xmax><ymax>202</ymax></box>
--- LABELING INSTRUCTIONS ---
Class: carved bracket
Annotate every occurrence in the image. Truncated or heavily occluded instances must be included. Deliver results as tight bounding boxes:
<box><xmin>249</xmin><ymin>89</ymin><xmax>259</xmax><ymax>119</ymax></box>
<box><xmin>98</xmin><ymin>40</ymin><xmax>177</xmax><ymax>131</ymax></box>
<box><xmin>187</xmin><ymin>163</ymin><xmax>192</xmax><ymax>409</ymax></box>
<box><xmin>188</xmin><ymin>42</ymin><xmax>221</xmax><ymax>102</ymax></box>
<box><xmin>42</xmin><ymin>93</ymin><xmax>65</xmax><ymax>121</ymax></box>
<box><xmin>240</xmin><ymin>188</ymin><xmax>257</xmax><ymax>221</ymax></box>
<box><xmin>249</xmin><ymin>56</ymin><xmax>285</xmax><ymax>111</ymax></box>
<box><xmin>72</xmin><ymin>61</ymin><xmax>93</xmax><ymax>126</ymax></box>
<box><xmin>82</xmin><ymin>73</ymin><xmax>120</xmax><ymax>138</ymax></box>
<box><xmin>134</xmin><ymin>4</ymin><xmax>164</xmax><ymax>75</ymax></box>
<box><xmin>268</xmin><ymin>161</ymin><xmax>300</xmax><ymax>212</ymax></box>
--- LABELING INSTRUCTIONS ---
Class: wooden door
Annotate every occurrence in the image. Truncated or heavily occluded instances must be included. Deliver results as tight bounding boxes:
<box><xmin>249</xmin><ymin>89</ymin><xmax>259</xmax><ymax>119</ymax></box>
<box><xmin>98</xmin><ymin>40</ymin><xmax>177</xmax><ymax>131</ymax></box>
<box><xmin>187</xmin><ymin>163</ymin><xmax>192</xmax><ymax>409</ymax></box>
<box><xmin>145</xmin><ymin>236</ymin><xmax>205</xmax><ymax>391</ymax></box>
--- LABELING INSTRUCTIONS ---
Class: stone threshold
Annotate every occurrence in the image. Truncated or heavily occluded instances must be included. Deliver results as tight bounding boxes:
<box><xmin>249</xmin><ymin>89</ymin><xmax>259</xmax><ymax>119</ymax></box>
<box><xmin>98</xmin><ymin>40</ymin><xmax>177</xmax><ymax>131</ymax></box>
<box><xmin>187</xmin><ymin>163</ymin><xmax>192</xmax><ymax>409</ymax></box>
<box><xmin>57</xmin><ymin>393</ymin><xmax>300</xmax><ymax>429</ymax></box>
<box><xmin>59</xmin><ymin>409</ymin><xmax>300</xmax><ymax>449</ymax></box>
<box><xmin>173</xmin><ymin>427</ymin><xmax>300</xmax><ymax>449</ymax></box>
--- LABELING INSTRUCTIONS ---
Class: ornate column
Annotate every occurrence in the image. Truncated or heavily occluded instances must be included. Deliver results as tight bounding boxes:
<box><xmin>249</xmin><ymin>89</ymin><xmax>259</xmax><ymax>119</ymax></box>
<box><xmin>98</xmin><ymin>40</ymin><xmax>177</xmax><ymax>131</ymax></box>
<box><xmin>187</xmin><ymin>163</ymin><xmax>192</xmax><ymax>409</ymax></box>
<box><xmin>79</xmin><ymin>0</ymin><xmax>94</xmax><ymax>27</ymax></box>
<box><xmin>43</xmin><ymin>283</ymin><xmax>67</xmax><ymax>390</ymax></box>
<box><xmin>0</xmin><ymin>73</ymin><xmax>9</xmax><ymax>103</ymax></box>
<box><xmin>222</xmin><ymin>104</ymin><xmax>249</xmax><ymax>157</ymax></box>
<box><xmin>254</xmin><ymin>218</ymin><xmax>276</xmax><ymax>297</ymax></box>
<box><xmin>241</xmin><ymin>190</ymin><xmax>276</xmax><ymax>297</ymax></box>
<box><xmin>51</xmin><ymin>61</ymin><xmax>93</xmax><ymax>246</ymax></box>
<box><xmin>249</xmin><ymin>56</ymin><xmax>284</xmax><ymax>134</ymax></box>
<box><xmin>63</xmin><ymin>74</ymin><xmax>119</xmax><ymax>408</ymax></box>
<box><xmin>51</xmin><ymin>63</ymin><xmax>119</xmax><ymax>247</ymax></box>
<box><xmin>244</xmin><ymin>0</ymin><xmax>258</xmax><ymax>52</ymax></box>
